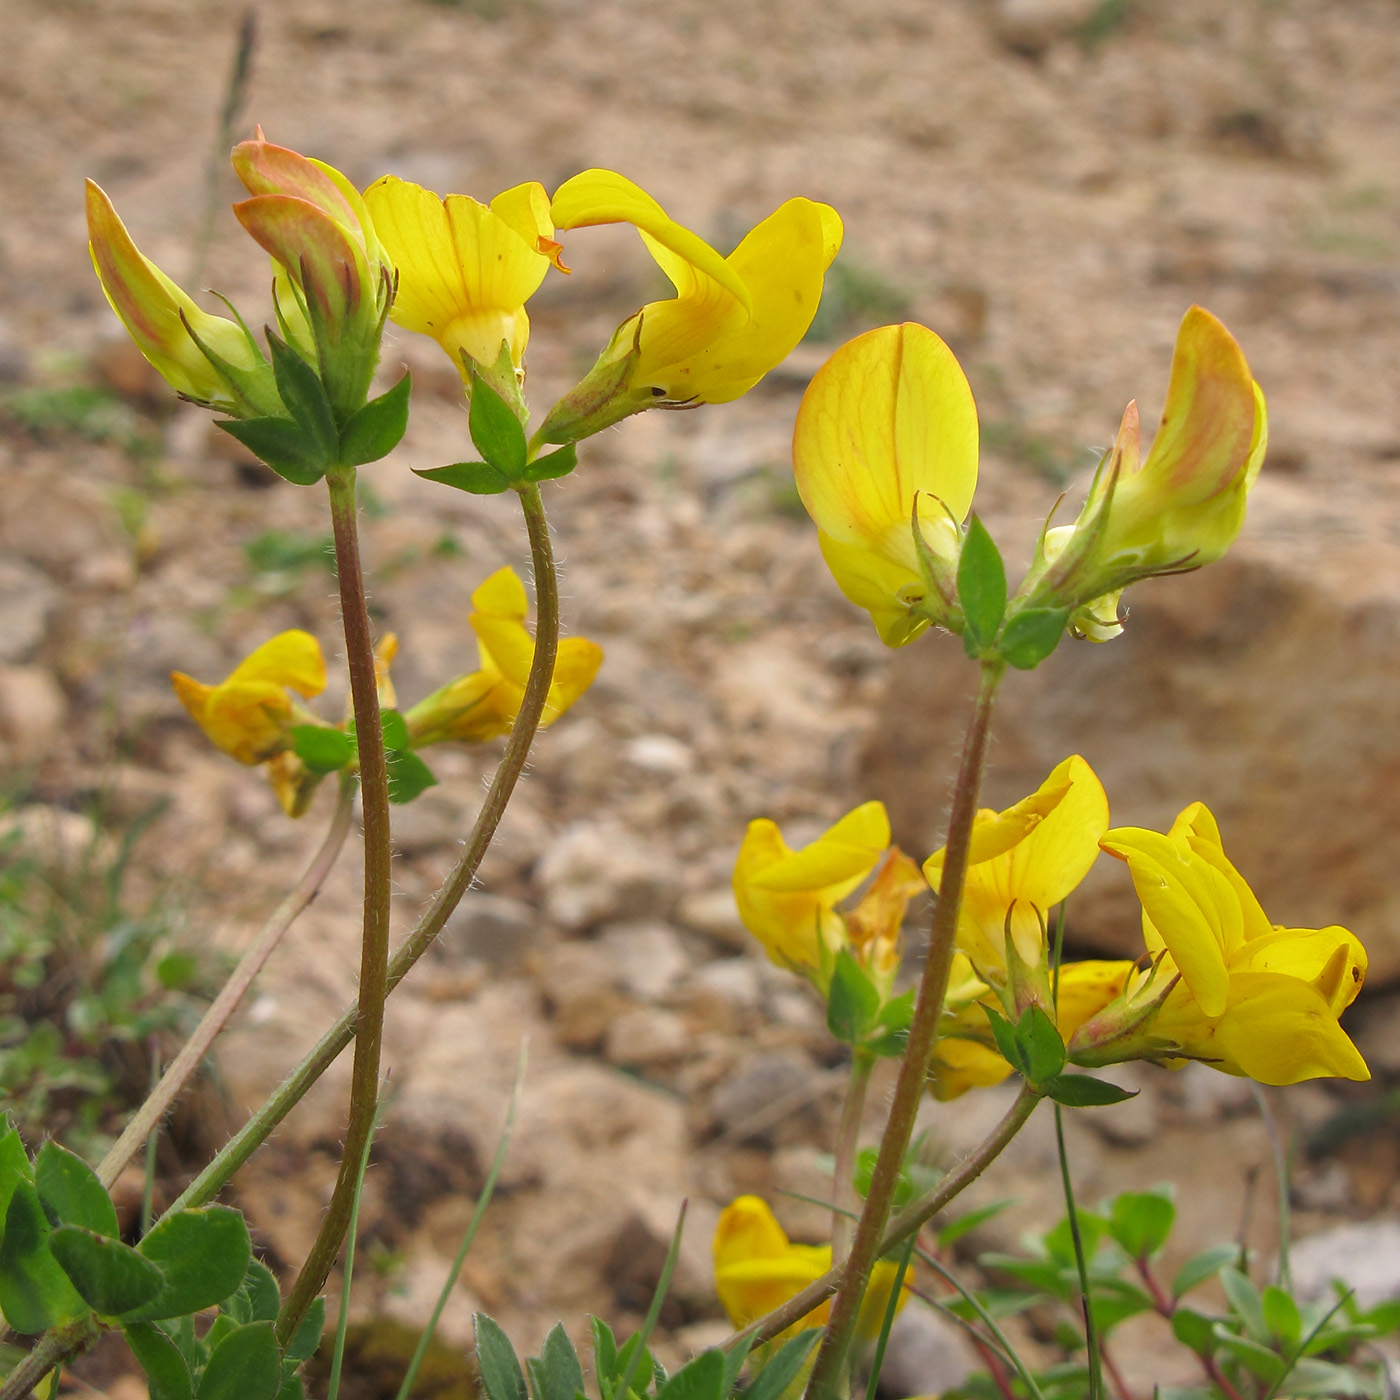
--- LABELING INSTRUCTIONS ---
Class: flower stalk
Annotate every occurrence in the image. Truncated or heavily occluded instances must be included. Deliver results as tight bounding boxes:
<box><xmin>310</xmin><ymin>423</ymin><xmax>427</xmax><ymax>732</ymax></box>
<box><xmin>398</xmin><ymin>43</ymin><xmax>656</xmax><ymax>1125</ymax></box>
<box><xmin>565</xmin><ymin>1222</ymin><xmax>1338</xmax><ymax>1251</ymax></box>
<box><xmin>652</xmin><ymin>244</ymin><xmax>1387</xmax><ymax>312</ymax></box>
<box><xmin>831</xmin><ymin>1050</ymin><xmax>875</xmax><ymax>1267</ymax></box>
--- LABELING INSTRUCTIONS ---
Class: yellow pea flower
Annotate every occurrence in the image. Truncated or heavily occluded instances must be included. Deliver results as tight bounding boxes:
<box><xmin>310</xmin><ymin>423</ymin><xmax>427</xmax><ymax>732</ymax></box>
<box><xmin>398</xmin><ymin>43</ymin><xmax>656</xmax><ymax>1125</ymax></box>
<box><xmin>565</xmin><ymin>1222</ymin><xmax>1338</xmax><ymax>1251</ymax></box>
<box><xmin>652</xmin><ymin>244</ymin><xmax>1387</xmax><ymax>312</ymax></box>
<box><xmin>171</xmin><ymin>631</ymin><xmax>328</xmax><ymax>817</ymax></box>
<box><xmin>404</xmin><ymin>566</ymin><xmax>602</xmax><ymax>745</ymax></box>
<box><xmin>923</xmin><ymin>756</ymin><xmax>1109</xmax><ymax>986</ymax></box>
<box><xmin>1015</xmin><ymin>307</ymin><xmax>1267</xmax><ymax>635</ymax></box>
<box><xmin>792</xmin><ymin>323</ymin><xmax>979</xmax><ymax>647</ymax></box>
<box><xmin>362</xmin><ymin>174</ymin><xmax>564</xmax><ymax>385</ymax></box>
<box><xmin>85</xmin><ymin>181</ymin><xmax>281</xmax><ymax>417</ymax></box>
<box><xmin>1091</xmin><ymin>804</ymin><xmax>1369</xmax><ymax>1084</ymax></box>
<box><xmin>713</xmin><ymin>1196</ymin><xmax>909</xmax><ymax>1342</ymax></box>
<box><xmin>733</xmin><ymin>802</ymin><xmax>892</xmax><ymax>989</ymax></box>
<box><xmin>538</xmin><ymin>171</ymin><xmax>841</xmax><ymax>441</ymax></box>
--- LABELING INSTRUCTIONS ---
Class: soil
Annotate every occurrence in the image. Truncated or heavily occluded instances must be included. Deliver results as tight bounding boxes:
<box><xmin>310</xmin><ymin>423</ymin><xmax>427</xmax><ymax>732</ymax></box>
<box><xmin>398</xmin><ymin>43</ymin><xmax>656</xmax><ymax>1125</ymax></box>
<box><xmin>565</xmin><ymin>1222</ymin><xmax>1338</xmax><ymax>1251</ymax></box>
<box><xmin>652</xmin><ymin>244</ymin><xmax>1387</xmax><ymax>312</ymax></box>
<box><xmin>3</xmin><ymin>0</ymin><xmax>1400</xmax><ymax>1394</ymax></box>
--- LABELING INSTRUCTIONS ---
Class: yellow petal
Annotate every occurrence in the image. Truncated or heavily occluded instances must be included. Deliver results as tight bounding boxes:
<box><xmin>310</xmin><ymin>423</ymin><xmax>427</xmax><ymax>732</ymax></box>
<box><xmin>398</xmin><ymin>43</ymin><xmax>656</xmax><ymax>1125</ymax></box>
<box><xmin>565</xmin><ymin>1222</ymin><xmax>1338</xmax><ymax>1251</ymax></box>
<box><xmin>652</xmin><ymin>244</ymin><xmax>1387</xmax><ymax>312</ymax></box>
<box><xmin>815</xmin><ymin>529</ymin><xmax>933</xmax><ymax>648</ymax></box>
<box><xmin>747</xmin><ymin>801</ymin><xmax>890</xmax><ymax>894</ymax></box>
<box><xmin>929</xmin><ymin>1036</ymin><xmax>1014</xmax><ymax>1101</ymax></box>
<box><xmin>471</xmin><ymin>613</ymin><xmax>535</xmax><ymax>690</ymax></box>
<box><xmin>471</xmin><ymin>565</ymin><xmax>530</xmax><ymax>620</ymax></box>
<box><xmin>226</xmin><ymin>630</ymin><xmax>327</xmax><ymax>699</ymax></box>
<box><xmin>1213</xmin><ymin>972</ymin><xmax>1369</xmax><ymax>1084</ymax></box>
<box><xmin>374</xmin><ymin>633</ymin><xmax>399</xmax><ymax>710</ymax></box>
<box><xmin>541</xmin><ymin>637</ymin><xmax>604</xmax><ymax>727</ymax></box>
<box><xmin>1240</xmin><ymin>925</ymin><xmax>1367</xmax><ymax>1014</ymax></box>
<box><xmin>1170</xmin><ymin>802</ymin><xmax>1270</xmax><ymax>949</ymax></box>
<box><xmin>1054</xmin><ymin>960</ymin><xmax>1135</xmax><ymax>1038</ymax></box>
<box><xmin>713</xmin><ymin>1195</ymin><xmax>792</xmax><ymax>1270</ymax></box>
<box><xmin>202</xmin><ymin>680</ymin><xmax>294</xmax><ymax>764</ymax></box>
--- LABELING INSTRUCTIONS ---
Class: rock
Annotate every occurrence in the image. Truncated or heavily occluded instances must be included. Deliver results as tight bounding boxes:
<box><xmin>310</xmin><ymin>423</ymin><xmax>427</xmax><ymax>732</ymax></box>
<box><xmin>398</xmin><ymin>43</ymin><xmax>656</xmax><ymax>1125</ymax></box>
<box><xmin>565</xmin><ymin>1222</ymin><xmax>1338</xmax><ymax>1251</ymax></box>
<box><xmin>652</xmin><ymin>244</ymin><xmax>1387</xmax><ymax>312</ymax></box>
<box><xmin>0</xmin><ymin>559</ymin><xmax>57</xmax><ymax>662</ymax></box>
<box><xmin>538</xmin><ymin>941</ymin><xmax>633</xmax><ymax>1049</ymax></box>
<box><xmin>536</xmin><ymin>821</ymin><xmax>674</xmax><ymax>930</ymax></box>
<box><xmin>438</xmin><ymin>892</ymin><xmax>540</xmax><ymax>968</ymax></box>
<box><xmin>709</xmin><ymin>1050</ymin><xmax>822</xmax><ymax>1145</ymax></box>
<box><xmin>1291</xmin><ymin>1159</ymin><xmax>1354</xmax><ymax>1213</ymax></box>
<box><xmin>389</xmin><ymin>787</ymin><xmax>476</xmax><ymax>853</ymax></box>
<box><xmin>606</xmin><ymin>1007</ymin><xmax>693</xmax><ymax>1068</ymax></box>
<box><xmin>676</xmin><ymin>887</ymin><xmax>751</xmax><ymax>952</ymax></box>
<box><xmin>863</xmin><ymin>507</ymin><xmax>1400</xmax><ymax>983</ymax></box>
<box><xmin>1291</xmin><ymin>1220</ymin><xmax>1400</xmax><ymax>1308</ymax></box>
<box><xmin>624</xmin><ymin>733</ymin><xmax>695</xmax><ymax>776</ymax></box>
<box><xmin>0</xmin><ymin>667</ymin><xmax>66</xmax><ymax>753</ymax></box>
<box><xmin>1343</xmin><ymin>991</ymin><xmax>1400</xmax><ymax>1077</ymax></box>
<box><xmin>992</xmin><ymin>0</ymin><xmax>1105</xmax><ymax>57</ymax></box>
<box><xmin>688</xmin><ymin>958</ymin><xmax>765</xmax><ymax>1016</ymax></box>
<box><xmin>375</xmin><ymin>1245</ymin><xmax>480</xmax><ymax>1348</ymax></box>
<box><xmin>1165</xmin><ymin>1062</ymin><xmax>1258</xmax><ymax>1121</ymax></box>
<box><xmin>0</xmin><ymin>804</ymin><xmax>99</xmax><ymax>866</ymax></box>
<box><xmin>878</xmin><ymin>1307</ymin><xmax>976</xmax><ymax>1397</ymax></box>
<box><xmin>599</xmin><ymin>919</ymin><xmax>692</xmax><ymax>1001</ymax></box>
<box><xmin>604</xmin><ymin>1194</ymin><xmax>720</xmax><ymax>1318</ymax></box>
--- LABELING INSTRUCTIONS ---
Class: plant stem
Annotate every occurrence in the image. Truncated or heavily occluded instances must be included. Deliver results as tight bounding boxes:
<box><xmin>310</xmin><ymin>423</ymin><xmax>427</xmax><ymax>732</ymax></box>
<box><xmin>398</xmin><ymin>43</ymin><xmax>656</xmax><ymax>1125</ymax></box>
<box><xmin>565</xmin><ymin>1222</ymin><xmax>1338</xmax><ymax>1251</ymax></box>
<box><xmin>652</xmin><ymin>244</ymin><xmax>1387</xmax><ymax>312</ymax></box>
<box><xmin>832</xmin><ymin>1051</ymin><xmax>874</xmax><ymax>1266</ymax></box>
<box><xmin>166</xmin><ymin>483</ymin><xmax>558</xmax><ymax>1219</ymax></box>
<box><xmin>804</xmin><ymin>659</ymin><xmax>1005</xmax><ymax>1400</ymax></box>
<box><xmin>279</xmin><ymin>469</ymin><xmax>394</xmax><ymax>1344</ymax></box>
<box><xmin>1055</xmin><ymin>1102</ymin><xmax>1101</xmax><ymax>1400</ymax></box>
<box><xmin>97</xmin><ymin>775</ymin><xmax>355</xmax><ymax>1191</ymax></box>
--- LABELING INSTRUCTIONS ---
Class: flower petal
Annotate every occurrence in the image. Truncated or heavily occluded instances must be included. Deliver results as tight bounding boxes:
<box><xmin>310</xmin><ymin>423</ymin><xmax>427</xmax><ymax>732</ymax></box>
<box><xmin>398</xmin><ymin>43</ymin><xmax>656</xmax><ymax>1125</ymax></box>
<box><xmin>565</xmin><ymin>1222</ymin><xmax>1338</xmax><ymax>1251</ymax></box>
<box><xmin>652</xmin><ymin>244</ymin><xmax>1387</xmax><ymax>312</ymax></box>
<box><xmin>747</xmin><ymin>800</ymin><xmax>890</xmax><ymax>894</ymax></box>
<box><xmin>226</xmin><ymin>630</ymin><xmax>327</xmax><ymax>698</ymax></box>
<box><xmin>1213</xmin><ymin>972</ymin><xmax>1369</xmax><ymax>1084</ymax></box>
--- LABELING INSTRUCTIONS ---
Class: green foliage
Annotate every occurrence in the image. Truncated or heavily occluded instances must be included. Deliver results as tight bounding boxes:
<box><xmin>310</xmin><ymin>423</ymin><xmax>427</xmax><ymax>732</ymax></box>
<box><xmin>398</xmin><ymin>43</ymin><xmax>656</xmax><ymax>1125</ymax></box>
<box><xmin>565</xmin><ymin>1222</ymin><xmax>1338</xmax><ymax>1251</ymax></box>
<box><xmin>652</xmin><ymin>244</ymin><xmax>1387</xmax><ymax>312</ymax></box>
<box><xmin>339</xmin><ymin>373</ymin><xmax>412</xmax><ymax>467</ymax></box>
<box><xmin>243</xmin><ymin>529</ymin><xmax>336</xmax><ymax>583</ymax></box>
<box><xmin>956</xmin><ymin>515</ymin><xmax>1007</xmax><ymax>657</ymax></box>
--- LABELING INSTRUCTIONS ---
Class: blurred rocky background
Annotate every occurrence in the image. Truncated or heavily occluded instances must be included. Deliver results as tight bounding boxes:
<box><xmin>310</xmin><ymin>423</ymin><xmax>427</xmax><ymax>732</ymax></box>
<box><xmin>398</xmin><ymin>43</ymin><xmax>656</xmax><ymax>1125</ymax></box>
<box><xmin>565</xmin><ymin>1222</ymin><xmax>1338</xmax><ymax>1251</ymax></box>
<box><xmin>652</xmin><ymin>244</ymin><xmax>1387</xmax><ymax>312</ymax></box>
<box><xmin>3</xmin><ymin>0</ymin><xmax>1400</xmax><ymax>1393</ymax></box>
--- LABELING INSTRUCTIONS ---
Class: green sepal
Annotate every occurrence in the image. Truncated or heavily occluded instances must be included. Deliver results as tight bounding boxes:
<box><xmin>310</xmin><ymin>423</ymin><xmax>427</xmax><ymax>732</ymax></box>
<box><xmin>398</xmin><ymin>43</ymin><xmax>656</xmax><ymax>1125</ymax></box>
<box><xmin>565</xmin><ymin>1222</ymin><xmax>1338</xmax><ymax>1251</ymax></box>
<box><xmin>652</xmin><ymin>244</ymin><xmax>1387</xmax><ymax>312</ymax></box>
<box><xmin>999</xmin><ymin>606</ymin><xmax>1070</xmax><ymax>670</ymax></box>
<box><xmin>1015</xmin><ymin>1005</ymin><xmax>1066</xmax><ymax>1083</ymax></box>
<box><xmin>1169</xmin><ymin>1306</ymin><xmax>1219</xmax><ymax>1356</ymax></box>
<box><xmin>865</xmin><ymin>990</ymin><xmax>915</xmax><ymax>1058</ymax></box>
<box><xmin>339</xmin><ymin>372</ymin><xmax>411</xmax><ymax>466</ymax></box>
<box><xmin>655</xmin><ymin>1348</ymin><xmax>724</xmax><ymax>1400</ymax></box>
<box><xmin>195</xmin><ymin>1320</ymin><xmax>282</xmax><ymax>1400</ymax></box>
<box><xmin>127</xmin><ymin>1206</ymin><xmax>252</xmax><ymax>1323</ymax></box>
<box><xmin>34</xmin><ymin>1141</ymin><xmax>119</xmax><ymax>1238</ymax></box>
<box><xmin>413</xmin><ymin>461</ymin><xmax>514</xmax><ymax>495</ymax></box>
<box><xmin>125</xmin><ymin>1320</ymin><xmax>195</xmax><ymax>1400</ymax></box>
<box><xmin>523</xmin><ymin>443</ymin><xmax>578</xmax><ymax>483</ymax></box>
<box><xmin>48</xmin><ymin>1226</ymin><xmax>163</xmax><ymax>1317</ymax></box>
<box><xmin>474</xmin><ymin>1313</ymin><xmax>527</xmax><ymax>1400</ymax></box>
<box><xmin>826</xmin><ymin>950</ymin><xmax>880</xmax><ymax>1046</ymax></box>
<box><xmin>387</xmin><ymin>749</ymin><xmax>438</xmax><ymax>805</ymax></box>
<box><xmin>217</xmin><ymin>418</ymin><xmax>326</xmax><ymax>486</ymax></box>
<box><xmin>743</xmin><ymin>1329</ymin><xmax>821</xmax><ymax>1400</ymax></box>
<box><xmin>469</xmin><ymin>371</ymin><xmax>528</xmax><ymax>480</ymax></box>
<box><xmin>0</xmin><ymin>1180</ymin><xmax>86</xmax><ymax>1333</ymax></box>
<box><xmin>956</xmin><ymin>515</ymin><xmax>1006</xmax><ymax>655</ymax></box>
<box><xmin>1108</xmin><ymin>1189</ymin><xmax>1175</xmax><ymax>1262</ymax></box>
<box><xmin>1172</xmin><ymin>1245</ymin><xmax>1237</xmax><ymax>1299</ymax></box>
<box><xmin>380</xmin><ymin>710</ymin><xmax>410</xmax><ymax>752</ymax></box>
<box><xmin>267</xmin><ymin>333</ymin><xmax>337</xmax><ymax>464</ymax></box>
<box><xmin>527</xmin><ymin>1322</ymin><xmax>585</xmax><ymax>1400</ymax></box>
<box><xmin>1039</xmin><ymin>1073</ymin><xmax>1137</xmax><ymax>1107</ymax></box>
<box><xmin>290</xmin><ymin>726</ymin><xmax>354</xmax><ymax>775</ymax></box>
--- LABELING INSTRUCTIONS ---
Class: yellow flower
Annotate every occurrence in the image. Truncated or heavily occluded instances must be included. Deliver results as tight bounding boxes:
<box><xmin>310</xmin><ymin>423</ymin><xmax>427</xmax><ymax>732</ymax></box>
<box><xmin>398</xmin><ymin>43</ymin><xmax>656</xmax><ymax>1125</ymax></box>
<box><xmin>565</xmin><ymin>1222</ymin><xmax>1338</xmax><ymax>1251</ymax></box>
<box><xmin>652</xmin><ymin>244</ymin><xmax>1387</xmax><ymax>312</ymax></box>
<box><xmin>924</xmin><ymin>756</ymin><xmax>1109</xmax><ymax>985</ymax></box>
<box><xmin>1095</xmin><ymin>803</ymin><xmax>1369</xmax><ymax>1085</ymax></box>
<box><xmin>362</xmin><ymin>175</ymin><xmax>564</xmax><ymax>383</ymax></box>
<box><xmin>171</xmin><ymin>631</ymin><xmax>328</xmax><ymax>817</ymax></box>
<box><xmin>404</xmin><ymin>567</ymin><xmax>602</xmax><ymax>745</ymax></box>
<box><xmin>733</xmin><ymin>802</ymin><xmax>891</xmax><ymax>987</ymax></box>
<box><xmin>539</xmin><ymin>171</ymin><xmax>841</xmax><ymax>440</ymax></box>
<box><xmin>713</xmin><ymin>1196</ymin><xmax>909</xmax><ymax>1342</ymax></box>
<box><xmin>792</xmin><ymin>323</ymin><xmax>979</xmax><ymax>647</ymax></box>
<box><xmin>85</xmin><ymin>181</ymin><xmax>281</xmax><ymax>417</ymax></box>
<box><xmin>1015</xmin><ymin>307</ymin><xmax>1267</xmax><ymax>633</ymax></box>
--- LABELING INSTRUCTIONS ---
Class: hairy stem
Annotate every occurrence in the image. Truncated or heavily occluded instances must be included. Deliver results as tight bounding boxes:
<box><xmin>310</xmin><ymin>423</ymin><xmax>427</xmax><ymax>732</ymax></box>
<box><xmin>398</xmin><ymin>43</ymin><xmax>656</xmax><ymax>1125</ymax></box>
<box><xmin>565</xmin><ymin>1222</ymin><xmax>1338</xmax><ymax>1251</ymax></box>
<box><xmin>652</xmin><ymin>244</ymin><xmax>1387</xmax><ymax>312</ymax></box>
<box><xmin>279</xmin><ymin>469</ymin><xmax>394</xmax><ymax>1344</ymax></box>
<box><xmin>804</xmin><ymin>659</ymin><xmax>1005</xmax><ymax>1399</ymax></box>
<box><xmin>97</xmin><ymin>775</ymin><xmax>354</xmax><ymax>1191</ymax></box>
<box><xmin>832</xmin><ymin>1051</ymin><xmax>875</xmax><ymax>1266</ymax></box>
<box><xmin>166</xmin><ymin>483</ymin><xmax>558</xmax><ymax>1218</ymax></box>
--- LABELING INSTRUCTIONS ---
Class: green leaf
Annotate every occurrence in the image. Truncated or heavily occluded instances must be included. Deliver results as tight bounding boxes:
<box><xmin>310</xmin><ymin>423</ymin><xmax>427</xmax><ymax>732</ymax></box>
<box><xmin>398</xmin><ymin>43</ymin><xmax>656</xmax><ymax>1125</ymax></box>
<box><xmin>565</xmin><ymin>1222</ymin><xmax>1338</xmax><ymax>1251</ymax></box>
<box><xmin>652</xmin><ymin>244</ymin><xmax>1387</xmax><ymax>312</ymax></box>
<box><xmin>380</xmin><ymin>711</ymin><xmax>410</xmax><ymax>751</ymax></box>
<box><xmin>413</xmin><ymin>461</ymin><xmax>514</xmax><ymax>495</ymax></box>
<box><xmin>267</xmin><ymin>334</ymin><xmax>337</xmax><ymax>463</ymax></box>
<box><xmin>523</xmin><ymin>443</ymin><xmax>578</xmax><ymax>483</ymax></box>
<box><xmin>1262</xmin><ymin>1284</ymin><xmax>1301</xmax><ymax>1348</ymax></box>
<box><xmin>743</xmin><ymin>1329</ymin><xmax>821</xmax><ymax>1400</ymax></box>
<box><xmin>286</xmin><ymin>1296</ymin><xmax>325</xmax><ymax>1364</ymax></box>
<box><xmin>999</xmin><ymin>606</ymin><xmax>1070</xmax><ymax>670</ymax></box>
<box><xmin>339</xmin><ymin>372</ymin><xmax>411</xmax><ymax>466</ymax></box>
<box><xmin>719</xmin><ymin>1337</ymin><xmax>752</xmax><ymax>1400</ymax></box>
<box><xmin>48</xmin><ymin>1226</ymin><xmax>162</xmax><ymax>1317</ymax></box>
<box><xmin>468</xmin><ymin>372</ymin><xmax>528</xmax><ymax>480</ymax></box>
<box><xmin>291</xmin><ymin>725</ymin><xmax>354</xmax><ymax>774</ymax></box>
<box><xmin>1015</xmin><ymin>1005</ymin><xmax>1066</xmax><ymax>1084</ymax></box>
<box><xmin>0</xmin><ymin>1130</ymin><xmax>32</xmax><ymax>1235</ymax></box>
<box><xmin>655</xmin><ymin>1349</ymin><xmax>724</xmax><ymax>1400</ymax></box>
<box><xmin>865</xmin><ymin>990</ymin><xmax>915</xmax><ymax>1058</ymax></box>
<box><xmin>35</xmin><ymin>1141</ymin><xmax>119</xmax><ymax>1237</ymax></box>
<box><xmin>241</xmin><ymin>1260</ymin><xmax>282</xmax><ymax>1324</ymax></box>
<box><xmin>1170</xmin><ymin>1307</ymin><xmax>1219</xmax><ymax>1356</ymax></box>
<box><xmin>937</xmin><ymin>1199</ymin><xmax>1015</xmax><ymax>1250</ymax></box>
<box><xmin>0</xmin><ymin>1181</ymin><xmax>85</xmax><ymax>1333</ymax></box>
<box><xmin>1212</xmin><ymin>1326</ymin><xmax>1285</xmax><ymax>1384</ymax></box>
<box><xmin>1172</xmin><ymin>1245</ymin><xmax>1237</xmax><ymax>1299</ymax></box>
<box><xmin>125</xmin><ymin>1321</ymin><xmax>194</xmax><ymax>1400</ymax></box>
<box><xmin>984</xmin><ymin>1007</ymin><xmax>1023</xmax><ymax>1074</ymax></box>
<box><xmin>1108</xmin><ymin>1189</ymin><xmax>1175</xmax><ymax>1261</ymax></box>
<box><xmin>1040</xmin><ymin>1073</ymin><xmax>1138</xmax><ymax>1107</ymax></box>
<box><xmin>476</xmin><ymin>1314</ymin><xmax>528</xmax><ymax>1400</ymax></box>
<box><xmin>956</xmin><ymin>515</ymin><xmax>1006</xmax><ymax>654</ymax></box>
<box><xmin>527</xmin><ymin>1322</ymin><xmax>585</xmax><ymax>1400</ymax></box>
<box><xmin>387</xmin><ymin>749</ymin><xmax>438</xmax><ymax>805</ymax></box>
<box><xmin>826</xmin><ymin>950</ymin><xmax>881</xmax><ymax>1046</ymax></box>
<box><xmin>1221</xmin><ymin>1267</ymin><xmax>1267</xmax><ymax>1343</ymax></box>
<box><xmin>274</xmin><ymin>1379</ymin><xmax>305</xmax><ymax>1400</ymax></box>
<box><xmin>195</xmin><ymin>1320</ymin><xmax>282</xmax><ymax>1400</ymax></box>
<box><xmin>129</xmin><ymin>1207</ymin><xmax>252</xmax><ymax>1323</ymax></box>
<box><xmin>217</xmin><ymin>418</ymin><xmax>326</xmax><ymax>486</ymax></box>
<box><xmin>591</xmin><ymin>1317</ymin><xmax>619</xmax><ymax>1400</ymax></box>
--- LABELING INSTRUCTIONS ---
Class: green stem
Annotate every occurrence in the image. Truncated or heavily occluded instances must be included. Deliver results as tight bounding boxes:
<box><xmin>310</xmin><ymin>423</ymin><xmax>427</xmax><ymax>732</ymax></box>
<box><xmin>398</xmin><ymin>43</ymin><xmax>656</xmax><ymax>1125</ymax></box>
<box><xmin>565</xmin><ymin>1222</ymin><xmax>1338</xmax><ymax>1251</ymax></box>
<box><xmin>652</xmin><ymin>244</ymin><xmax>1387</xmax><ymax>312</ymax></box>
<box><xmin>96</xmin><ymin>775</ymin><xmax>355</xmax><ymax>1190</ymax></box>
<box><xmin>279</xmin><ymin>470</ymin><xmax>394</xmax><ymax>1344</ymax></box>
<box><xmin>1055</xmin><ymin>1102</ymin><xmax>1101</xmax><ymax>1400</ymax></box>
<box><xmin>804</xmin><ymin>659</ymin><xmax>1005</xmax><ymax>1400</ymax></box>
<box><xmin>165</xmin><ymin>483</ymin><xmax>558</xmax><ymax>1219</ymax></box>
<box><xmin>831</xmin><ymin>1051</ymin><xmax>874</xmax><ymax>1267</ymax></box>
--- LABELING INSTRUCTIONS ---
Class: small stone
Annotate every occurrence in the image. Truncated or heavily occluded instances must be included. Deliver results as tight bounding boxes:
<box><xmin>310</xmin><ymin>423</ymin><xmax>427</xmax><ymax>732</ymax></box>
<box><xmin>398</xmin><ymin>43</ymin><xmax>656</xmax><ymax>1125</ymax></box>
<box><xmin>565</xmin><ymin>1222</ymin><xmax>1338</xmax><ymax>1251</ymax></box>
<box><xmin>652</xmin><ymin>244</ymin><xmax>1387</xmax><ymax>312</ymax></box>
<box><xmin>0</xmin><ymin>804</ymin><xmax>98</xmax><ymax>866</ymax></box>
<box><xmin>389</xmin><ymin>787</ymin><xmax>475</xmax><ymax>853</ymax></box>
<box><xmin>439</xmin><ymin>892</ymin><xmax>539</xmax><ymax>968</ymax></box>
<box><xmin>688</xmin><ymin>958</ymin><xmax>764</xmax><ymax>1015</ymax></box>
<box><xmin>376</xmin><ymin>1247</ymin><xmax>479</xmax><ymax>1348</ymax></box>
<box><xmin>538</xmin><ymin>942</ymin><xmax>632</xmax><ymax>1049</ymax></box>
<box><xmin>676</xmin><ymin>887</ymin><xmax>750</xmax><ymax>951</ymax></box>
<box><xmin>709</xmin><ymin>1050</ymin><xmax>819</xmax><ymax>1144</ymax></box>
<box><xmin>606</xmin><ymin>1007</ymin><xmax>692</xmax><ymax>1068</ymax></box>
<box><xmin>1291</xmin><ymin>1220</ymin><xmax>1400</xmax><ymax>1308</ymax></box>
<box><xmin>0</xmin><ymin>667</ymin><xmax>66</xmax><ymax>752</ymax></box>
<box><xmin>1345</xmin><ymin>993</ymin><xmax>1400</xmax><ymax>1077</ymax></box>
<box><xmin>624</xmin><ymin>733</ymin><xmax>694</xmax><ymax>776</ymax></box>
<box><xmin>599</xmin><ymin>919</ymin><xmax>692</xmax><ymax>1001</ymax></box>
<box><xmin>535</xmin><ymin>821</ymin><xmax>673</xmax><ymax>930</ymax></box>
<box><xmin>992</xmin><ymin>0</ymin><xmax>1103</xmax><ymax>56</ymax></box>
<box><xmin>878</xmin><ymin>1307</ymin><xmax>976</xmax><ymax>1397</ymax></box>
<box><xmin>0</xmin><ymin>560</ymin><xmax>57</xmax><ymax>662</ymax></box>
<box><xmin>604</xmin><ymin>1193</ymin><xmax>720</xmax><ymax>1317</ymax></box>
<box><xmin>1169</xmin><ymin>1062</ymin><xmax>1257</xmax><ymax>1121</ymax></box>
